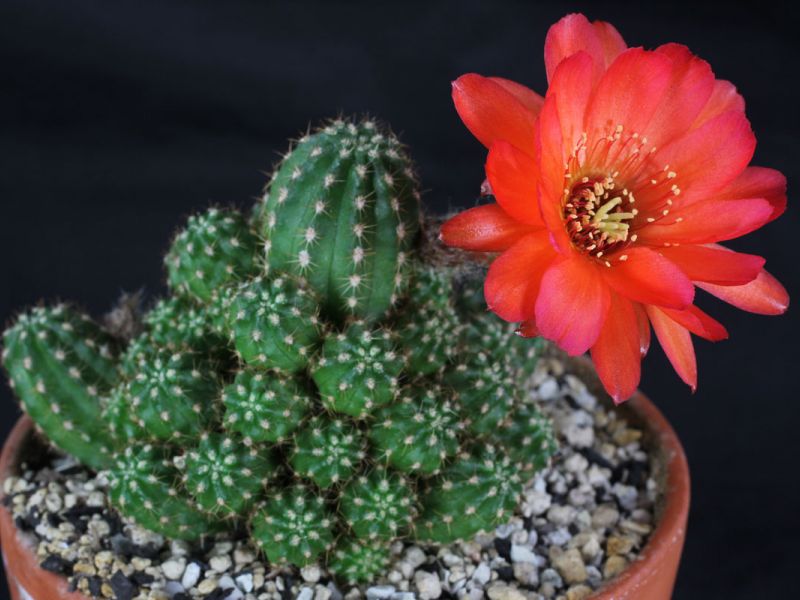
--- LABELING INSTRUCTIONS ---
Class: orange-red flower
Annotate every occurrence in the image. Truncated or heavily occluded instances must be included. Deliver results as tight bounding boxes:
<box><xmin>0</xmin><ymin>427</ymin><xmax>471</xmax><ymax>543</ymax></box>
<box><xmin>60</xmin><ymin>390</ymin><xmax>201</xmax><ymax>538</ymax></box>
<box><xmin>441</xmin><ymin>13</ymin><xmax>789</xmax><ymax>402</ymax></box>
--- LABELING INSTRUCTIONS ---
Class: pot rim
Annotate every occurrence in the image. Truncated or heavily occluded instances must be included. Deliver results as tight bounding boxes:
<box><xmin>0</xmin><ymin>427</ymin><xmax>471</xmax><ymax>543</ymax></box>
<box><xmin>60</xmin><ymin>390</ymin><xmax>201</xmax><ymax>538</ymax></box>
<box><xmin>0</xmin><ymin>376</ymin><xmax>689</xmax><ymax>600</ymax></box>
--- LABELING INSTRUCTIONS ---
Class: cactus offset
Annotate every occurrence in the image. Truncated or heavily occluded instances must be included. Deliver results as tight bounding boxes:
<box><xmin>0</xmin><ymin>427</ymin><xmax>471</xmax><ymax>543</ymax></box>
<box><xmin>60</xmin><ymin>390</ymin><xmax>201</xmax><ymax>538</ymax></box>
<box><xmin>328</xmin><ymin>538</ymin><xmax>392</xmax><ymax>584</ymax></box>
<box><xmin>2</xmin><ymin>305</ymin><xmax>119</xmax><ymax>468</ymax></box>
<box><xmin>222</xmin><ymin>369</ymin><xmax>312</xmax><ymax>444</ymax></box>
<box><xmin>290</xmin><ymin>414</ymin><xmax>366</xmax><ymax>489</ymax></box>
<box><xmin>182</xmin><ymin>432</ymin><xmax>278</xmax><ymax>516</ymax></box>
<box><xmin>311</xmin><ymin>322</ymin><xmax>402</xmax><ymax>418</ymax></box>
<box><xmin>107</xmin><ymin>443</ymin><xmax>224</xmax><ymax>540</ymax></box>
<box><xmin>339</xmin><ymin>469</ymin><xmax>416</xmax><ymax>540</ymax></box>
<box><xmin>369</xmin><ymin>384</ymin><xmax>462</xmax><ymax>475</ymax></box>
<box><xmin>250</xmin><ymin>486</ymin><xmax>335</xmax><ymax>566</ymax></box>
<box><xmin>495</xmin><ymin>401</ymin><xmax>557</xmax><ymax>478</ymax></box>
<box><xmin>166</xmin><ymin>207</ymin><xmax>261</xmax><ymax>302</ymax></box>
<box><xmin>228</xmin><ymin>276</ymin><xmax>322</xmax><ymax>373</ymax></box>
<box><xmin>259</xmin><ymin>118</ymin><xmax>421</xmax><ymax>322</ymax></box>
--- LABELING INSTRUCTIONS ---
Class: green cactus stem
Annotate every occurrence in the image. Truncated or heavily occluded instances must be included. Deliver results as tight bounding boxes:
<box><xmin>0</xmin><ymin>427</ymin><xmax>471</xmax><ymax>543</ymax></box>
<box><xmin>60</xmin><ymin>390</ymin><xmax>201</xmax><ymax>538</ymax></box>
<box><xmin>2</xmin><ymin>305</ymin><xmax>119</xmax><ymax>469</ymax></box>
<box><xmin>328</xmin><ymin>538</ymin><xmax>392</xmax><ymax>585</ymax></box>
<box><xmin>494</xmin><ymin>401</ymin><xmax>557</xmax><ymax>478</ymax></box>
<box><xmin>259</xmin><ymin>118</ymin><xmax>421</xmax><ymax>322</ymax></box>
<box><xmin>107</xmin><ymin>443</ymin><xmax>224</xmax><ymax>540</ymax></box>
<box><xmin>369</xmin><ymin>384</ymin><xmax>462</xmax><ymax>475</ymax></box>
<box><xmin>415</xmin><ymin>445</ymin><xmax>523</xmax><ymax>544</ymax></box>
<box><xmin>165</xmin><ymin>207</ymin><xmax>261</xmax><ymax>302</ymax></box>
<box><xmin>311</xmin><ymin>323</ymin><xmax>402</xmax><ymax>418</ymax></box>
<box><xmin>445</xmin><ymin>357</ymin><xmax>517</xmax><ymax>436</ymax></box>
<box><xmin>290</xmin><ymin>414</ymin><xmax>366</xmax><ymax>489</ymax></box>
<box><xmin>222</xmin><ymin>369</ymin><xmax>312</xmax><ymax>444</ymax></box>
<box><xmin>339</xmin><ymin>469</ymin><xmax>416</xmax><ymax>540</ymax></box>
<box><xmin>228</xmin><ymin>276</ymin><xmax>322</xmax><ymax>373</ymax></box>
<box><xmin>143</xmin><ymin>297</ymin><xmax>228</xmax><ymax>358</ymax></box>
<box><xmin>396</xmin><ymin>265</ymin><xmax>460</xmax><ymax>376</ymax></box>
<box><xmin>182</xmin><ymin>432</ymin><xmax>277</xmax><ymax>516</ymax></box>
<box><xmin>250</xmin><ymin>486</ymin><xmax>335</xmax><ymax>566</ymax></box>
<box><xmin>124</xmin><ymin>348</ymin><xmax>219</xmax><ymax>440</ymax></box>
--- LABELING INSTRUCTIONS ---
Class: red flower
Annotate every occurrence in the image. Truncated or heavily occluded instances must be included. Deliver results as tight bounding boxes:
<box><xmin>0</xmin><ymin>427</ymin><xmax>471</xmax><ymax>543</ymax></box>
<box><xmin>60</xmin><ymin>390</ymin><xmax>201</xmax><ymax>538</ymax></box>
<box><xmin>442</xmin><ymin>13</ymin><xmax>789</xmax><ymax>402</ymax></box>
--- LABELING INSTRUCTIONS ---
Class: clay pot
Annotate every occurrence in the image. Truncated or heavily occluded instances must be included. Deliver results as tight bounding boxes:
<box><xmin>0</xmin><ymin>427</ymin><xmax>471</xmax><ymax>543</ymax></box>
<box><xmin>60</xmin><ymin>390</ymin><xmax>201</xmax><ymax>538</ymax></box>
<box><xmin>0</xmin><ymin>384</ymin><xmax>689</xmax><ymax>600</ymax></box>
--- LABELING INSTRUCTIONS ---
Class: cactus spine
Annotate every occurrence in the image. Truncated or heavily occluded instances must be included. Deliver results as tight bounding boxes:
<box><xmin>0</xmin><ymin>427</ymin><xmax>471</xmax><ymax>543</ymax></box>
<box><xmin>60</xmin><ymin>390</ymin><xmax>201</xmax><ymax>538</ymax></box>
<box><xmin>259</xmin><ymin>118</ymin><xmax>421</xmax><ymax>322</ymax></box>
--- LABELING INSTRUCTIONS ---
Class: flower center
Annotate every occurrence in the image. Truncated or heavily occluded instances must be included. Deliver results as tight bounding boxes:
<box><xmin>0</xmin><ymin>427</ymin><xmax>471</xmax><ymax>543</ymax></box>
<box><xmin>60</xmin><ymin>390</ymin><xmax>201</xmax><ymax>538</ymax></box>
<box><xmin>563</xmin><ymin>176</ymin><xmax>637</xmax><ymax>261</ymax></box>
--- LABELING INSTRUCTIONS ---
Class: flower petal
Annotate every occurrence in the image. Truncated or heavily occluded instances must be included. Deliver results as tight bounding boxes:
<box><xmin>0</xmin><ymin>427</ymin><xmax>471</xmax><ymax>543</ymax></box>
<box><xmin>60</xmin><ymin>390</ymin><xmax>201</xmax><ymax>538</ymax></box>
<box><xmin>590</xmin><ymin>292</ymin><xmax>641</xmax><ymax>404</ymax></box>
<box><xmin>593</xmin><ymin>20</ymin><xmax>628</xmax><ymax>67</ymax></box>
<box><xmin>488</xmin><ymin>76</ymin><xmax>545</xmax><ymax>117</ymax></box>
<box><xmin>717</xmin><ymin>166</ymin><xmax>787</xmax><ymax>223</ymax></box>
<box><xmin>634</xmin><ymin>302</ymin><xmax>651</xmax><ymax>356</ymax></box>
<box><xmin>647</xmin><ymin>306</ymin><xmax>698</xmax><ymax>391</ymax></box>
<box><xmin>658</xmin><ymin>244</ymin><xmax>765</xmax><ymax>285</ymax></box>
<box><xmin>535</xmin><ymin>256</ymin><xmax>611</xmax><ymax>355</ymax></box>
<box><xmin>486</xmin><ymin>141</ymin><xmax>545</xmax><ymax>226</ymax></box>
<box><xmin>660</xmin><ymin>305</ymin><xmax>728</xmax><ymax>341</ymax></box>
<box><xmin>544</xmin><ymin>13</ymin><xmax>606</xmax><ymax>83</ymax></box>
<box><xmin>692</xmin><ymin>79</ymin><xmax>745</xmax><ymax>129</ymax></box>
<box><xmin>637</xmin><ymin>198</ymin><xmax>773</xmax><ymax>245</ymax></box>
<box><xmin>584</xmin><ymin>48</ymin><xmax>673</xmax><ymax>156</ymax></box>
<box><xmin>485</xmin><ymin>231</ymin><xmax>557</xmax><ymax>322</ymax></box>
<box><xmin>452</xmin><ymin>74</ymin><xmax>537</xmax><ymax>155</ymax></box>
<box><xmin>547</xmin><ymin>51</ymin><xmax>595</xmax><ymax>152</ymax></box>
<box><xmin>602</xmin><ymin>247</ymin><xmax>694</xmax><ymax>309</ymax></box>
<box><xmin>645</xmin><ymin>110</ymin><xmax>756</xmax><ymax>205</ymax></box>
<box><xmin>535</xmin><ymin>94</ymin><xmax>572</xmax><ymax>253</ymax></box>
<box><xmin>643</xmin><ymin>44</ymin><xmax>715</xmax><ymax>148</ymax></box>
<box><xmin>517</xmin><ymin>320</ymin><xmax>540</xmax><ymax>338</ymax></box>
<box><xmin>698</xmin><ymin>269</ymin><xmax>789</xmax><ymax>315</ymax></box>
<box><xmin>440</xmin><ymin>203</ymin><xmax>537</xmax><ymax>252</ymax></box>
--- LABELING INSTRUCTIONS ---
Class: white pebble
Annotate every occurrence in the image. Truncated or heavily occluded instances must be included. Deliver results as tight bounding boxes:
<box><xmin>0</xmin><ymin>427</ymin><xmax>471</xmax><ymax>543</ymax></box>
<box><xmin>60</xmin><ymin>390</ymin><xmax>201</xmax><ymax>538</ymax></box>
<box><xmin>297</xmin><ymin>587</ymin><xmax>314</xmax><ymax>600</ymax></box>
<box><xmin>235</xmin><ymin>572</ymin><xmax>254</xmax><ymax>593</ymax></box>
<box><xmin>181</xmin><ymin>561</ymin><xmax>202</xmax><ymax>589</ymax></box>
<box><xmin>161</xmin><ymin>557</ymin><xmax>186</xmax><ymax>580</ymax></box>
<box><xmin>210</xmin><ymin>554</ymin><xmax>232</xmax><ymax>573</ymax></box>
<box><xmin>366</xmin><ymin>585</ymin><xmax>396</xmax><ymax>599</ymax></box>
<box><xmin>510</xmin><ymin>544</ymin><xmax>537</xmax><ymax>565</ymax></box>
<box><xmin>414</xmin><ymin>571</ymin><xmax>442</xmax><ymax>599</ymax></box>
<box><xmin>302</xmin><ymin>565</ymin><xmax>322</xmax><ymax>583</ymax></box>
<box><xmin>472</xmin><ymin>563</ymin><xmax>491</xmax><ymax>585</ymax></box>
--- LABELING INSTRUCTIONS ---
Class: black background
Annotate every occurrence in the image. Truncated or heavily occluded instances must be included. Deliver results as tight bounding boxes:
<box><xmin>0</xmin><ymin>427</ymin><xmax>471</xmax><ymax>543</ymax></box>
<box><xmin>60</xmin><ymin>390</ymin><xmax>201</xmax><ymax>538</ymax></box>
<box><xmin>1</xmin><ymin>1</ymin><xmax>798</xmax><ymax>598</ymax></box>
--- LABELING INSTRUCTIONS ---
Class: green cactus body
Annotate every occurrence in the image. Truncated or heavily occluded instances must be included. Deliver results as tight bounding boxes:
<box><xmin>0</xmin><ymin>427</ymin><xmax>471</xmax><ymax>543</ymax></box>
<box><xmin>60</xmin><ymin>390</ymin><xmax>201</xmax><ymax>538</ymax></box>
<box><xmin>102</xmin><ymin>384</ymin><xmax>145</xmax><ymax>444</ymax></box>
<box><xmin>340</xmin><ymin>469</ymin><xmax>416</xmax><ymax>540</ymax></box>
<box><xmin>445</xmin><ymin>358</ymin><xmax>517</xmax><ymax>436</ymax></box>
<box><xmin>369</xmin><ymin>385</ymin><xmax>462</xmax><ymax>475</ymax></box>
<box><xmin>328</xmin><ymin>538</ymin><xmax>392</xmax><ymax>585</ymax></box>
<box><xmin>165</xmin><ymin>207</ymin><xmax>261</xmax><ymax>302</ymax></box>
<box><xmin>311</xmin><ymin>323</ymin><xmax>402</xmax><ymax>418</ymax></box>
<box><xmin>397</xmin><ymin>266</ymin><xmax>460</xmax><ymax>376</ymax></box>
<box><xmin>495</xmin><ymin>402</ymin><xmax>557</xmax><ymax>478</ymax></box>
<box><xmin>143</xmin><ymin>297</ymin><xmax>228</xmax><ymax>357</ymax></box>
<box><xmin>290</xmin><ymin>414</ymin><xmax>365</xmax><ymax>488</ymax></box>
<box><xmin>259</xmin><ymin>119</ymin><xmax>421</xmax><ymax>322</ymax></box>
<box><xmin>125</xmin><ymin>349</ymin><xmax>219</xmax><ymax>440</ymax></box>
<box><xmin>108</xmin><ymin>443</ymin><xmax>224</xmax><ymax>540</ymax></box>
<box><xmin>182</xmin><ymin>433</ymin><xmax>277</xmax><ymax>516</ymax></box>
<box><xmin>1</xmin><ymin>305</ymin><xmax>119</xmax><ymax>469</ymax></box>
<box><xmin>228</xmin><ymin>276</ymin><xmax>321</xmax><ymax>373</ymax></box>
<box><xmin>222</xmin><ymin>369</ymin><xmax>311</xmax><ymax>444</ymax></box>
<box><xmin>250</xmin><ymin>486</ymin><xmax>335</xmax><ymax>566</ymax></box>
<box><xmin>415</xmin><ymin>445</ymin><xmax>523</xmax><ymax>544</ymax></box>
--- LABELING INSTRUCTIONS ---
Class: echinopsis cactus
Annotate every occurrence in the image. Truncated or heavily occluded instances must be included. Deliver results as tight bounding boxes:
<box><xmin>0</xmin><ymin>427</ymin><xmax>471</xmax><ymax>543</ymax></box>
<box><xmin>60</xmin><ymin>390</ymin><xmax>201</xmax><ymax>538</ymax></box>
<box><xmin>1</xmin><ymin>117</ymin><xmax>557</xmax><ymax>583</ymax></box>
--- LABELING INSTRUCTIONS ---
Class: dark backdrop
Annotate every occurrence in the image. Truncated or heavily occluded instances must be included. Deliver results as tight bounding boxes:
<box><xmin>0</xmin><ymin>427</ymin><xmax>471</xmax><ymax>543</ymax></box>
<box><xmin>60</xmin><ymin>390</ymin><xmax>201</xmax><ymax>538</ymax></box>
<box><xmin>1</xmin><ymin>1</ymin><xmax>798</xmax><ymax>598</ymax></box>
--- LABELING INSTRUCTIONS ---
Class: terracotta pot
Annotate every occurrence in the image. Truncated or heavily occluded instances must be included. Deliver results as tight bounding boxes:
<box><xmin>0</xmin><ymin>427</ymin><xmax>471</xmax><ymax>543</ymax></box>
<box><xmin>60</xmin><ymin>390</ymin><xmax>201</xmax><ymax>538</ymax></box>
<box><xmin>0</xmin><ymin>383</ymin><xmax>689</xmax><ymax>600</ymax></box>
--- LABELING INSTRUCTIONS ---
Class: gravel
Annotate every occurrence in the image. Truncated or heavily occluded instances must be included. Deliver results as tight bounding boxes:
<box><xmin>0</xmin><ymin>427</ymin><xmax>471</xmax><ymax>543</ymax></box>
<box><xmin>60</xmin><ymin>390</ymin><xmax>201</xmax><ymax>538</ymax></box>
<box><xmin>3</xmin><ymin>355</ymin><xmax>658</xmax><ymax>599</ymax></box>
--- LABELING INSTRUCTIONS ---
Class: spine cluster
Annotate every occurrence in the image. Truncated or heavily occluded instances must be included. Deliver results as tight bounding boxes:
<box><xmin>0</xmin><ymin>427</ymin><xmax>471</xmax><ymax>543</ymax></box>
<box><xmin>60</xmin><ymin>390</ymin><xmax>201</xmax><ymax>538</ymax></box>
<box><xmin>1</xmin><ymin>117</ymin><xmax>556</xmax><ymax>582</ymax></box>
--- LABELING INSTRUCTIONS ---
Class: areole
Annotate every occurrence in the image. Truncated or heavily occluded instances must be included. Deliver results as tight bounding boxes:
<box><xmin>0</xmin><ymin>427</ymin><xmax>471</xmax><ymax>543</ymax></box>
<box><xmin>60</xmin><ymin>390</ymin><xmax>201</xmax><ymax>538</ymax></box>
<box><xmin>0</xmin><ymin>358</ymin><xmax>690</xmax><ymax>600</ymax></box>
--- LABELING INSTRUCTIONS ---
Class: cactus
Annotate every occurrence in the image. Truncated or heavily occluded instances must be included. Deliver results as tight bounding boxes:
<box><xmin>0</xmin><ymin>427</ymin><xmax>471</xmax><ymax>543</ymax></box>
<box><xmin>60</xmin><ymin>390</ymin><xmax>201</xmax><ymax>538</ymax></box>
<box><xmin>228</xmin><ymin>276</ymin><xmax>322</xmax><ymax>373</ymax></box>
<box><xmin>182</xmin><ymin>432</ymin><xmax>278</xmax><ymax>516</ymax></box>
<box><xmin>415</xmin><ymin>445</ymin><xmax>523</xmax><ymax>544</ymax></box>
<box><xmin>396</xmin><ymin>266</ymin><xmax>460</xmax><ymax>376</ymax></box>
<box><xmin>107</xmin><ymin>442</ymin><xmax>224</xmax><ymax>540</ymax></box>
<box><xmin>340</xmin><ymin>469</ymin><xmax>416</xmax><ymax>540</ymax></box>
<box><xmin>445</xmin><ymin>357</ymin><xmax>517</xmax><ymax>436</ymax></box>
<box><xmin>291</xmin><ymin>414</ymin><xmax>366</xmax><ymax>489</ymax></box>
<box><xmin>143</xmin><ymin>297</ymin><xmax>228</xmax><ymax>358</ymax></box>
<box><xmin>165</xmin><ymin>207</ymin><xmax>261</xmax><ymax>302</ymax></box>
<box><xmin>494</xmin><ymin>401</ymin><xmax>557</xmax><ymax>478</ymax></box>
<box><xmin>124</xmin><ymin>348</ymin><xmax>219</xmax><ymax>440</ymax></box>
<box><xmin>102</xmin><ymin>383</ymin><xmax>145</xmax><ymax>444</ymax></box>
<box><xmin>328</xmin><ymin>538</ymin><xmax>392</xmax><ymax>585</ymax></box>
<box><xmin>369</xmin><ymin>384</ymin><xmax>462</xmax><ymax>475</ymax></box>
<box><xmin>1</xmin><ymin>305</ymin><xmax>119</xmax><ymax>469</ymax></box>
<box><xmin>222</xmin><ymin>369</ymin><xmax>312</xmax><ymax>444</ymax></box>
<box><xmin>259</xmin><ymin>118</ymin><xmax>421</xmax><ymax>322</ymax></box>
<box><xmin>250</xmin><ymin>486</ymin><xmax>335</xmax><ymax>566</ymax></box>
<box><xmin>311</xmin><ymin>323</ymin><xmax>402</xmax><ymax>418</ymax></box>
